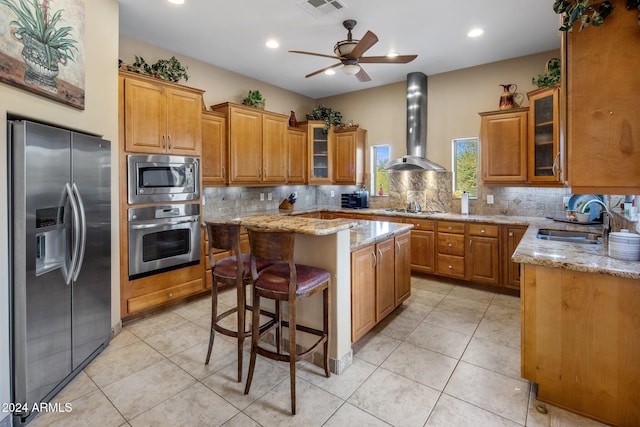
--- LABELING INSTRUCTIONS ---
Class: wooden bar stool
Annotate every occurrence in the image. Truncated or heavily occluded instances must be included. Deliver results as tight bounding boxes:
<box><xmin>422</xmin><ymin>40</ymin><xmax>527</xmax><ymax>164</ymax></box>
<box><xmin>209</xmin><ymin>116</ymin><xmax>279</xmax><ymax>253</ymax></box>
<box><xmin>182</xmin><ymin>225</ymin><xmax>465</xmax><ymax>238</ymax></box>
<box><xmin>243</xmin><ymin>227</ymin><xmax>330</xmax><ymax>415</ymax></box>
<box><xmin>204</xmin><ymin>222</ymin><xmax>271</xmax><ymax>382</ymax></box>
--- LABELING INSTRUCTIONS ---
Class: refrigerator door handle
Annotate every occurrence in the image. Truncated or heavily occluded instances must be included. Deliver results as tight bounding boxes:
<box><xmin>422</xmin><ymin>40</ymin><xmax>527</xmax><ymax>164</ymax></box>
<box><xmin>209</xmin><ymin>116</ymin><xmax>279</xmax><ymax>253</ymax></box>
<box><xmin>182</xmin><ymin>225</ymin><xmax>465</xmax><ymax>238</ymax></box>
<box><xmin>64</xmin><ymin>182</ymin><xmax>81</xmax><ymax>285</ymax></box>
<box><xmin>71</xmin><ymin>183</ymin><xmax>87</xmax><ymax>281</ymax></box>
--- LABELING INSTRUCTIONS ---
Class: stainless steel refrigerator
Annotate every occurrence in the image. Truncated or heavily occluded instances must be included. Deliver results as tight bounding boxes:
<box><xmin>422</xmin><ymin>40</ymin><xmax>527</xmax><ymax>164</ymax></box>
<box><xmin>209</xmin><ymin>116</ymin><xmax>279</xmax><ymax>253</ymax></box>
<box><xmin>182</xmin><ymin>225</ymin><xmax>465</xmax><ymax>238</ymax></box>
<box><xmin>8</xmin><ymin>119</ymin><xmax>111</xmax><ymax>426</ymax></box>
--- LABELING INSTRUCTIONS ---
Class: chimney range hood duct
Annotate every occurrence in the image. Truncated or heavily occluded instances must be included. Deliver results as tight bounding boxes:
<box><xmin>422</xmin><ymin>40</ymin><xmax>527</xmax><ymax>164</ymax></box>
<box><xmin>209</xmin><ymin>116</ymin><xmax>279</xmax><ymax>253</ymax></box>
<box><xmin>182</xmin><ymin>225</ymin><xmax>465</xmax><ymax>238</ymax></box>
<box><xmin>383</xmin><ymin>72</ymin><xmax>446</xmax><ymax>171</ymax></box>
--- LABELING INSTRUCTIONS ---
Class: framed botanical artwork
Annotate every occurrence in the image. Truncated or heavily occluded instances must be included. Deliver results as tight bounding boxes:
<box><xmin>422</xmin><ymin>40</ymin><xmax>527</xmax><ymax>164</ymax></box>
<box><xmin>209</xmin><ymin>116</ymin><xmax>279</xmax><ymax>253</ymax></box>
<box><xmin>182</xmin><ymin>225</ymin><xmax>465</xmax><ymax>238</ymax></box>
<box><xmin>0</xmin><ymin>0</ymin><xmax>85</xmax><ymax>109</ymax></box>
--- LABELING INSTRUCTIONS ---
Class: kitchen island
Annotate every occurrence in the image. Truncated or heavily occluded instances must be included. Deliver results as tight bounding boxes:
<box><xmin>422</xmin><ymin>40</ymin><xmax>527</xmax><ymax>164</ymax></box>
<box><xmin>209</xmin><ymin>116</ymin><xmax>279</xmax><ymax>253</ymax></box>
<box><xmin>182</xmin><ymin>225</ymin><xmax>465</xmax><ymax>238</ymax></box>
<box><xmin>513</xmin><ymin>222</ymin><xmax>640</xmax><ymax>427</ymax></box>
<box><xmin>205</xmin><ymin>213</ymin><xmax>412</xmax><ymax>374</ymax></box>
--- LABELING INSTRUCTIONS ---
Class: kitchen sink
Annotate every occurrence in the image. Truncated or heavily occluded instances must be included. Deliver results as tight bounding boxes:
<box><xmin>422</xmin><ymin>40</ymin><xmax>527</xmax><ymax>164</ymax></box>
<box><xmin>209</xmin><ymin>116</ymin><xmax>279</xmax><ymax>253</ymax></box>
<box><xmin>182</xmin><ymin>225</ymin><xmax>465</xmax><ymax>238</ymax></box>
<box><xmin>536</xmin><ymin>229</ymin><xmax>601</xmax><ymax>244</ymax></box>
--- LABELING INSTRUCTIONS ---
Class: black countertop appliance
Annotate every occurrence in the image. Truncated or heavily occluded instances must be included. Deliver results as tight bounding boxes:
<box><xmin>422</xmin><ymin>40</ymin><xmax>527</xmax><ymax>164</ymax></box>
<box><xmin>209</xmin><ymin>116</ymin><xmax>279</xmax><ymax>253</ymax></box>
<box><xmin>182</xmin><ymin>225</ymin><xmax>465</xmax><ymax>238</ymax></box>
<box><xmin>341</xmin><ymin>191</ymin><xmax>369</xmax><ymax>209</ymax></box>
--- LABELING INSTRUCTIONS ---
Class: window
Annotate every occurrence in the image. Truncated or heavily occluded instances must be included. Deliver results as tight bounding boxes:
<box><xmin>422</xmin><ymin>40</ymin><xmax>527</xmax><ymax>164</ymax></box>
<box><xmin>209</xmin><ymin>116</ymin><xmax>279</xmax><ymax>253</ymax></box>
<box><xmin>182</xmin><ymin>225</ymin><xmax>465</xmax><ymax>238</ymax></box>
<box><xmin>371</xmin><ymin>145</ymin><xmax>390</xmax><ymax>196</ymax></box>
<box><xmin>452</xmin><ymin>137</ymin><xmax>478</xmax><ymax>198</ymax></box>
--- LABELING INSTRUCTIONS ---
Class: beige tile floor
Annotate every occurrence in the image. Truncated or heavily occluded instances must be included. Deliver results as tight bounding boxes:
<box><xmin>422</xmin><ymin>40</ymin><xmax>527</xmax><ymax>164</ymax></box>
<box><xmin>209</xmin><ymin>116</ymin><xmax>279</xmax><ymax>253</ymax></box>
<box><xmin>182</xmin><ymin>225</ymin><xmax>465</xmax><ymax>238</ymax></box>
<box><xmin>29</xmin><ymin>276</ymin><xmax>610</xmax><ymax>427</ymax></box>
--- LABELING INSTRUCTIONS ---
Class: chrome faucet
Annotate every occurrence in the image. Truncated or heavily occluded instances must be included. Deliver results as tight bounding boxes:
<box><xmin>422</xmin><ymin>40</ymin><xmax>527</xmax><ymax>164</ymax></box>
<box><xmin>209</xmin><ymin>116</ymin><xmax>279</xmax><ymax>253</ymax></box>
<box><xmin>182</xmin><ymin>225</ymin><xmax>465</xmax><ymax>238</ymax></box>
<box><xmin>406</xmin><ymin>200</ymin><xmax>422</xmax><ymax>213</ymax></box>
<box><xmin>580</xmin><ymin>199</ymin><xmax>612</xmax><ymax>244</ymax></box>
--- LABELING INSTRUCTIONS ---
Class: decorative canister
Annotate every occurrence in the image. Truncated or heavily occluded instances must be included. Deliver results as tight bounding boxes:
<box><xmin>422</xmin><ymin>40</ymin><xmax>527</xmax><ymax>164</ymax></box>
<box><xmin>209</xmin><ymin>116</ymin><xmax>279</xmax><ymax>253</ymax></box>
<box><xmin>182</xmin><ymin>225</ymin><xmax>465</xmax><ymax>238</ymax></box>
<box><xmin>289</xmin><ymin>111</ymin><xmax>297</xmax><ymax>127</ymax></box>
<box><xmin>498</xmin><ymin>84</ymin><xmax>517</xmax><ymax>110</ymax></box>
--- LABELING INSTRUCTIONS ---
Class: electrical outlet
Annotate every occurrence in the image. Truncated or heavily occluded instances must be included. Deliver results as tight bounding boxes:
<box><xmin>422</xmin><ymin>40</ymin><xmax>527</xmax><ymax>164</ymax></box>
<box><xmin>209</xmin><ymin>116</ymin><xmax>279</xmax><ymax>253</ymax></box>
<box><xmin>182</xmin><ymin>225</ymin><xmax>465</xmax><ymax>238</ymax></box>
<box><xmin>487</xmin><ymin>195</ymin><xmax>494</xmax><ymax>204</ymax></box>
<box><xmin>268</xmin><ymin>192</ymin><xmax>272</xmax><ymax>201</ymax></box>
<box><xmin>330</xmin><ymin>191</ymin><xmax>335</xmax><ymax>198</ymax></box>
<box><xmin>563</xmin><ymin>196</ymin><xmax>571</xmax><ymax>211</ymax></box>
<box><xmin>260</xmin><ymin>193</ymin><xmax>264</xmax><ymax>201</ymax></box>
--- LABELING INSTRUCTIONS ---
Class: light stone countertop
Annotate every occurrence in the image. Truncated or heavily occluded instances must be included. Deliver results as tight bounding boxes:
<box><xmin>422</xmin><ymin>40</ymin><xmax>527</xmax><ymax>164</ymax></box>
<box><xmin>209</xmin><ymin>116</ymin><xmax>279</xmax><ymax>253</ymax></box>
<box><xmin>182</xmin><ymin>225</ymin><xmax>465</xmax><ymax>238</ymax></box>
<box><xmin>204</xmin><ymin>207</ymin><xmax>640</xmax><ymax>278</ymax></box>
<box><xmin>512</xmin><ymin>218</ymin><xmax>640</xmax><ymax>280</ymax></box>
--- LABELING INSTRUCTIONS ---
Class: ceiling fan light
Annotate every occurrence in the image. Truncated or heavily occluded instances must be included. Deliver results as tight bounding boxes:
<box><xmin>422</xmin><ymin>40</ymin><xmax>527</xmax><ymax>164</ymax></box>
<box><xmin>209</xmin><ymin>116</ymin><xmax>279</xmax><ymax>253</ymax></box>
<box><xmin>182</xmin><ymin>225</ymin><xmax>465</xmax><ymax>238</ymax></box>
<box><xmin>342</xmin><ymin>64</ymin><xmax>360</xmax><ymax>75</ymax></box>
<box><xmin>325</xmin><ymin>69</ymin><xmax>336</xmax><ymax>75</ymax></box>
<box><xmin>387</xmin><ymin>51</ymin><xmax>399</xmax><ymax>57</ymax></box>
<box><xmin>467</xmin><ymin>28</ymin><xmax>484</xmax><ymax>38</ymax></box>
<box><xmin>334</xmin><ymin>40</ymin><xmax>359</xmax><ymax>57</ymax></box>
<box><xmin>168</xmin><ymin>0</ymin><xmax>184</xmax><ymax>4</ymax></box>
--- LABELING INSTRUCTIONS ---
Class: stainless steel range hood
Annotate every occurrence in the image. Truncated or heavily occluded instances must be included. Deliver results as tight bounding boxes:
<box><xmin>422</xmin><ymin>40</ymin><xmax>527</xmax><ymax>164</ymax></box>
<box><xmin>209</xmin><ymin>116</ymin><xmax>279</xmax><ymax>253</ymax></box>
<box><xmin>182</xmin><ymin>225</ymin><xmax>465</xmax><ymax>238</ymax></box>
<box><xmin>383</xmin><ymin>72</ymin><xmax>446</xmax><ymax>171</ymax></box>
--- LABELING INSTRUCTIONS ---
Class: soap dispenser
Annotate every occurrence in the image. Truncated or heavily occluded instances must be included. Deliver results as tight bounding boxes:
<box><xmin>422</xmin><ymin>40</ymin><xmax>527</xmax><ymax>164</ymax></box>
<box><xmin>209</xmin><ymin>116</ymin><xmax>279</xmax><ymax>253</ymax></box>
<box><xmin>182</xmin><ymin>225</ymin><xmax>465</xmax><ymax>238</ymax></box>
<box><xmin>461</xmin><ymin>191</ymin><xmax>469</xmax><ymax>215</ymax></box>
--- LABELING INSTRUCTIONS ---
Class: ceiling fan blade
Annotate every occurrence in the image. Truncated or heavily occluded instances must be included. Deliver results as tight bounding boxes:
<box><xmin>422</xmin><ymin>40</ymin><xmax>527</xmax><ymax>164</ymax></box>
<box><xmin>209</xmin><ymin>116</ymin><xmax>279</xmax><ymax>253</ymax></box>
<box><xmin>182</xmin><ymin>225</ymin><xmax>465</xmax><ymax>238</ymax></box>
<box><xmin>289</xmin><ymin>50</ymin><xmax>343</xmax><ymax>60</ymax></box>
<box><xmin>355</xmin><ymin>66</ymin><xmax>371</xmax><ymax>82</ymax></box>
<box><xmin>359</xmin><ymin>54</ymin><xmax>418</xmax><ymax>64</ymax></box>
<box><xmin>349</xmin><ymin>30</ymin><xmax>378</xmax><ymax>59</ymax></box>
<box><xmin>305</xmin><ymin>63</ymin><xmax>343</xmax><ymax>78</ymax></box>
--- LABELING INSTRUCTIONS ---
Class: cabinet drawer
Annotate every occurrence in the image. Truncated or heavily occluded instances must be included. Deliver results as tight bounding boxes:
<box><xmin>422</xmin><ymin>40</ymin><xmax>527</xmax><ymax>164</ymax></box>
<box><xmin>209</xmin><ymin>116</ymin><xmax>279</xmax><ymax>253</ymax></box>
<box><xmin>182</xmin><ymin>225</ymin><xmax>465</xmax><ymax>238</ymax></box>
<box><xmin>437</xmin><ymin>254</ymin><xmax>465</xmax><ymax>278</ymax></box>
<box><xmin>437</xmin><ymin>221</ymin><xmax>465</xmax><ymax>234</ymax></box>
<box><xmin>437</xmin><ymin>233</ymin><xmax>465</xmax><ymax>256</ymax></box>
<box><xmin>403</xmin><ymin>218</ymin><xmax>435</xmax><ymax>231</ymax></box>
<box><xmin>468</xmin><ymin>223</ymin><xmax>499</xmax><ymax>237</ymax></box>
<box><xmin>128</xmin><ymin>278</ymin><xmax>204</xmax><ymax>313</ymax></box>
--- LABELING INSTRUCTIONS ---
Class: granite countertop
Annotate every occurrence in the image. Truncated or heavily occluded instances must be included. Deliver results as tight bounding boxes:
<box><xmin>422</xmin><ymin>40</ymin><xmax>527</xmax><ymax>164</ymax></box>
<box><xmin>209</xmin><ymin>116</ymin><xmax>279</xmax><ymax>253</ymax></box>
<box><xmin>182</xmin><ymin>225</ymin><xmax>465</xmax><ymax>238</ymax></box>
<box><xmin>512</xmin><ymin>218</ymin><xmax>640</xmax><ymax>280</ymax></box>
<box><xmin>204</xmin><ymin>213</ymin><xmax>354</xmax><ymax>236</ymax></box>
<box><xmin>350</xmin><ymin>220</ymin><xmax>413</xmax><ymax>250</ymax></box>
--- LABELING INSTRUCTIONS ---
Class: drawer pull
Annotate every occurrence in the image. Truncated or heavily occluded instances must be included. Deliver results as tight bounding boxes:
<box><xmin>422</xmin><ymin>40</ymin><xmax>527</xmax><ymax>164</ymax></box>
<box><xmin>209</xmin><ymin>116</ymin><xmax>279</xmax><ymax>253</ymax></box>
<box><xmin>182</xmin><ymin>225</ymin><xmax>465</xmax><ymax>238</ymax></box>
<box><xmin>448</xmin><ymin>242</ymin><xmax>453</xmax><ymax>247</ymax></box>
<box><xmin>448</xmin><ymin>265</ymin><xmax>453</xmax><ymax>269</ymax></box>
<box><xmin>509</xmin><ymin>232</ymin><xmax>514</xmax><ymax>237</ymax></box>
<box><xmin>481</xmin><ymin>229</ymin><xmax>486</xmax><ymax>233</ymax></box>
<box><xmin>168</xmin><ymin>292</ymin><xmax>173</xmax><ymax>298</ymax></box>
<box><xmin>447</xmin><ymin>226</ymin><xmax>452</xmax><ymax>230</ymax></box>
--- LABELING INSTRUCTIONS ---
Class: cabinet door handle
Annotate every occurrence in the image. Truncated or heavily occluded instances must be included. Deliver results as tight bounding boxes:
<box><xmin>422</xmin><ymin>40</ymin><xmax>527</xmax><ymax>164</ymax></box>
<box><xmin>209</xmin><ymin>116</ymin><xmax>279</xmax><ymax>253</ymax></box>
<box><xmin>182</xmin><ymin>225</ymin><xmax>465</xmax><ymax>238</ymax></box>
<box><xmin>396</xmin><ymin>241</ymin><xmax>401</xmax><ymax>252</ymax></box>
<box><xmin>264</xmin><ymin>167</ymin><xmax>267</xmax><ymax>178</ymax></box>
<box><xmin>162</xmin><ymin>135</ymin><xmax>166</xmax><ymax>149</ymax></box>
<box><xmin>222</xmin><ymin>166</ymin><xmax>226</xmax><ymax>178</ymax></box>
<box><xmin>168</xmin><ymin>135</ymin><xmax>172</xmax><ymax>150</ymax></box>
<box><xmin>372</xmin><ymin>252</ymin><xmax>377</xmax><ymax>268</ymax></box>
<box><xmin>509</xmin><ymin>231</ymin><xmax>514</xmax><ymax>237</ymax></box>
<box><xmin>552</xmin><ymin>152</ymin><xmax>561</xmax><ymax>177</ymax></box>
<box><xmin>469</xmin><ymin>239</ymin><xmax>473</xmax><ymax>253</ymax></box>
<box><xmin>378</xmin><ymin>248</ymin><xmax>383</xmax><ymax>264</ymax></box>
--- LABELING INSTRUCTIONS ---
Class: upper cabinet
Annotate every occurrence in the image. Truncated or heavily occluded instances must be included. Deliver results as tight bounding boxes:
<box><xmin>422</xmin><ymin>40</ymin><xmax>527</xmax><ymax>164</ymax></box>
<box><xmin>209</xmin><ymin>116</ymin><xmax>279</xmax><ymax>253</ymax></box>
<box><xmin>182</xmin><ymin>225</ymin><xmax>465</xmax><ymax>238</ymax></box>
<box><xmin>211</xmin><ymin>103</ymin><xmax>288</xmax><ymax>185</ymax></box>
<box><xmin>334</xmin><ymin>128</ymin><xmax>366</xmax><ymax>185</ymax></box>
<box><xmin>564</xmin><ymin>1</ymin><xmax>640</xmax><ymax>194</ymax></box>
<box><xmin>286</xmin><ymin>127</ymin><xmax>307</xmax><ymax>184</ymax></box>
<box><xmin>302</xmin><ymin>121</ymin><xmax>333</xmax><ymax>185</ymax></box>
<box><xmin>527</xmin><ymin>87</ymin><xmax>563</xmax><ymax>184</ymax></box>
<box><xmin>120</xmin><ymin>71</ymin><xmax>203</xmax><ymax>155</ymax></box>
<box><xmin>201</xmin><ymin>111</ymin><xmax>227</xmax><ymax>185</ymax></box>
<box><xmin>479</xmin><ymin>108</ymin><xmax>528</xmax><ymax>184</ymax></box>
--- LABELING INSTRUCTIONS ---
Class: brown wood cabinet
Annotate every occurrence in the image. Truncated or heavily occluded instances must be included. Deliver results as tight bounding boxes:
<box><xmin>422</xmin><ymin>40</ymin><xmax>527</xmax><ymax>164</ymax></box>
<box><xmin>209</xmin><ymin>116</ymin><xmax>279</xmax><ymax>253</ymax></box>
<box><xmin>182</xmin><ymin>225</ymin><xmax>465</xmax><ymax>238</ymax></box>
<box><xmin>333</xmin><ymin>128</ymin><xmax>366</xmax><ymax>185</ymax></box>
<box><xmin>403</xmin><ymin>218</ymin><xmax>435</xmax><ymax>274</ymax></box>
<box><xmin>375</xmin><ymin>238</ymin><xmax>396</xmax><ymax>321</ymax></box>
<box><xmin>479</xmin><ymin>108</ymin><xmax>528</xmax><ymax>184</ymax></box>
<box><xmin>211</xmin><ymin>103</ymin><xmax>288</xmax><ymax>185</ymax></box>
<box><xmin>351</xmin><ymin>244</ymin><xmax>377</xmax><ymax>342</ymax></box>
<box><xmin>503</xmin><ymin>225</ymin><xmax>526</xmax><ymax>289</ymax></box>
<box><xmin>302</xmin><ymin>121</ymin><xmax>333</xmax><ymax>185</ymax></box>
<box><xmin>467</xmin><ymin>223</ymin><xmax>500</xmax><ymax>285</ymax></box>
<box><xmin>120</xmin><ymin>71</ymin><xmax>203</xmax><ymax>155</ymax></box>
<box><xmin>527</xmin><ymin>87</ymin><xmax>564</xmax><ymax>184</ymax></box>
<box><xmin>436</xmin><ymin>221</ymin><xmax>466</xmax><ymax>279</ymax></box>
<box><xmin>565</xmin><ymin>2</ymin><xmax>640</xmax><ymax>194</ymax></box>
<box><xmin>201</xmin><ymin>111</ymin><xmax>227</xmax><ymax>185</ymax></box>
<box><xmin>394</xmin><ymin>231</ymin><xmax>412</xmax><ymax>306</ymax></box>
<box><xmin>522</xmin><ymin>264</ymin><xmax>640</xmax><ymax>426</ymax></box>
<box><xmin>286</xmin><ymin>127</ymin><xmax>307</xmax><ymax>184</ymax></box>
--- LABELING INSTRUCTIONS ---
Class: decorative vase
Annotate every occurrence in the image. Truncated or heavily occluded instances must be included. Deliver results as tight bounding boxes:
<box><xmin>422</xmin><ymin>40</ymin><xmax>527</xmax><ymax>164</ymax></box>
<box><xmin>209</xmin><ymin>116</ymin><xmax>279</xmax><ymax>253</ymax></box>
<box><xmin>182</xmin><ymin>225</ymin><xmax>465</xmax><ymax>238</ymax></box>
<box><xmin>498</xmin><ymin>84</ymin><xmax>517</xmax><ymax>110</ymax></box>
<box><xmin>15</xmin><ymin>32</ymin><xmax>62</xmax><ymax>91</ymax></box>
<box><xmin>289</xmin><ymin>110</ymin><xmax>297</xmax><ymax>127</ymax></box>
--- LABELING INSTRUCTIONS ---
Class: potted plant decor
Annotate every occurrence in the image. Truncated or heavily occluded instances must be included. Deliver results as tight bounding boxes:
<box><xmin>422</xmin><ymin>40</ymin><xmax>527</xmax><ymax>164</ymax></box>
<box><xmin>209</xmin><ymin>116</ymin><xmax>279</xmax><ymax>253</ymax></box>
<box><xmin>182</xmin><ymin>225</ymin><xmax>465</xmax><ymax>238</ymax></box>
<box><xmin>532</xmin><ymin>58</ymin><xmax>561</xmax><ymax>88</ymax></box>
<box><xmin>241</xmin><ymin>90</ymin><xmax>266</xmax><ymax>109</ymax></box>
<box><xmin>0</xmin><ymin>0</ymin><xmax>78</xmax><ymax>88</ymax></box>
<box><xmin>120</xmin><ymin>55</ymin><xmax>189</xmax><ymax>83</ymax></box>
<box><xmin>553</xmin><ymin>0</ymin><xmax>640</xmax><ymax>32</ymax></box>
<box><xmin>306</xmin><ymin>105</ymin><xmax>342</xmax><ymax>132</ymax></box>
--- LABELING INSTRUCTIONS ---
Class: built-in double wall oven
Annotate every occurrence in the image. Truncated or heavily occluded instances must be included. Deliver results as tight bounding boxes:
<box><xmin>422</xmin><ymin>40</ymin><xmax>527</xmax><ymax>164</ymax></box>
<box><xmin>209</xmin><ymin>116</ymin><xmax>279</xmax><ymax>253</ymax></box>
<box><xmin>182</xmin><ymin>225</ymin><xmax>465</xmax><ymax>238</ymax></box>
<box><xmin>127</xmin><ymin>154</ymin><xmax>201</xmax><ymax>280</ymax></box>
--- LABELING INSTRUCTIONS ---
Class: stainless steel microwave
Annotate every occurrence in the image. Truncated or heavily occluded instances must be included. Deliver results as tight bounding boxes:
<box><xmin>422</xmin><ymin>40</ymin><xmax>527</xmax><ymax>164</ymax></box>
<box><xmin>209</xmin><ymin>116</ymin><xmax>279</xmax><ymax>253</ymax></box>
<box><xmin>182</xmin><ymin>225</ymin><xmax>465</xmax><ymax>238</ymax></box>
<box><xmin>127</xmin><ymin>154</ymin><xmax>200</xmax><ymax>204</ymax></box>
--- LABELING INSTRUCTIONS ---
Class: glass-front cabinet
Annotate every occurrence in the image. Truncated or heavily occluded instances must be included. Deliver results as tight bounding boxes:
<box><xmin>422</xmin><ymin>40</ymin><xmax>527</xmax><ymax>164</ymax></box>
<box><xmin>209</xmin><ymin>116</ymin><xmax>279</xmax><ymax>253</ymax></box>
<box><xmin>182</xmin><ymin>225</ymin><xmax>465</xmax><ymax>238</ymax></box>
<box><xmin>303</xmin><ymin>120</ymin><xmax>333</xmax><ymax>184</ymax></box>
<box><xmin>527</xmin><ymin>87</ymin><xmax>563</xmax><ymax>183</ymax></box>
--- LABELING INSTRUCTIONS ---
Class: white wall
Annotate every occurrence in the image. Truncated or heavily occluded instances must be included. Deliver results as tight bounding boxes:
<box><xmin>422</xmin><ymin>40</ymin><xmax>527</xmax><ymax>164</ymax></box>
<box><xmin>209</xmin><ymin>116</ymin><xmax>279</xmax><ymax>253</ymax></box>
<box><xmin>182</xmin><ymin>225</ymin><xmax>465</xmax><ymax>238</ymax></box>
<box><xmin>0</xmin><ymin>0</ymin><xmax>119</xmax><ymax>418</ymax></box>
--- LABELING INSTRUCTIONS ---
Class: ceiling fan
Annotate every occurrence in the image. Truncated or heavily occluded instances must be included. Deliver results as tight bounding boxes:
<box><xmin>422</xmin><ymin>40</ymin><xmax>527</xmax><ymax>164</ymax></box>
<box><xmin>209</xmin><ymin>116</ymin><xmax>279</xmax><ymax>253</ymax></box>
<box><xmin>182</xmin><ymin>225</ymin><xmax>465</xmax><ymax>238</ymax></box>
<box><xmin>289</xmin><ymin>19</ymin><xmax>417</xmax><ymax>82</ymax></box>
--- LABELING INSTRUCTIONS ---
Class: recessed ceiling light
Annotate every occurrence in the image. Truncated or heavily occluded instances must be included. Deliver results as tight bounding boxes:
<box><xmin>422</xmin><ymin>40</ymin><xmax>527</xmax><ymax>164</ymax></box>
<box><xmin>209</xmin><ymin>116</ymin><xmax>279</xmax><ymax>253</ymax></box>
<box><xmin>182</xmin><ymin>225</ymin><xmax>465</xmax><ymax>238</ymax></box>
<box><xmin>387</xmin><ymin>52</ymin><xmax>399</xmax><ymax>58</ymax></box>
<box><xmin>467</xmin><ymin>28</ymin><xmax>484</xmax><ymax>38</ymax></box>
<box><xmin>325</xmin><ymin>69</ymin><xmax>336</xmax><ymax>75</ymax></box>
<box><xmin>168</xmin><ymin>0</ymin><xmax>184</xmax><ymax>4</ymax></box>
<box><xmin>265</xmin><ymin>39</ymin><xmax>279</xmax><ymax>49</ymax></box>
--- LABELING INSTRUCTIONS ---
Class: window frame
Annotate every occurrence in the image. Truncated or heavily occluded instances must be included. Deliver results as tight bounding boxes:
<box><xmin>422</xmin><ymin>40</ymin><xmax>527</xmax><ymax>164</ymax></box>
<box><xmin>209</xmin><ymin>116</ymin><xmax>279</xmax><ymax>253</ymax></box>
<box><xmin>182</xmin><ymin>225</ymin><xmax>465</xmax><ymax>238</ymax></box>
<box><xmin>451</xmin><ymin>137</ymin><xmax>479</xmax><ymax>199</ymax></box>
<box><xmin>370</xmin><ymin>144</ymin><xmax>391</xmax><ymax>196</ymax></box>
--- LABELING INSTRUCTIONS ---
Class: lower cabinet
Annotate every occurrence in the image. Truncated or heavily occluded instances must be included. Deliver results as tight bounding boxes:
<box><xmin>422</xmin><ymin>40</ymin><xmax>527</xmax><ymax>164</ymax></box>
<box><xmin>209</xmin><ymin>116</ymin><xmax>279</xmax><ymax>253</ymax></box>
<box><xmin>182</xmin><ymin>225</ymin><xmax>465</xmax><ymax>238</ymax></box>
<box><xmin>351</xmin><ymin>233</ymin><xmax>411</xmax><ymax>342</ymax></box>
<box><xmin>467</xmin><ymin>224</ymin><xmax>500</xmax><ymax>285</ymax></box>
<box><xmin>404</xmin><ymin>218</ymin><xmax>435</xmax><ymax>274</ymax></box>
<box><xmin>504</xmin><ymin>225</ymin><xmax>526</xmax><ymax>289</ymax></box>
<box><xmin>436</xmin><ymin>221</ymin><xmax>466</xmax><ymax>279</ymax></box>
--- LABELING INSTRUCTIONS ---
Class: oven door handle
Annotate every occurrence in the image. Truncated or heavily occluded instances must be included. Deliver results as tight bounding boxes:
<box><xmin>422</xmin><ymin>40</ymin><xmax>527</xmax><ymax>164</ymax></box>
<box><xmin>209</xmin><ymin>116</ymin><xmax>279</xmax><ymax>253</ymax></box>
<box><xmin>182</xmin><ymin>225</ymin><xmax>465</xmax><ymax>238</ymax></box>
<box><xmin>130</xmin><ymin>218</ymin><xmax>199</xmax><ymax>230</ymax></box>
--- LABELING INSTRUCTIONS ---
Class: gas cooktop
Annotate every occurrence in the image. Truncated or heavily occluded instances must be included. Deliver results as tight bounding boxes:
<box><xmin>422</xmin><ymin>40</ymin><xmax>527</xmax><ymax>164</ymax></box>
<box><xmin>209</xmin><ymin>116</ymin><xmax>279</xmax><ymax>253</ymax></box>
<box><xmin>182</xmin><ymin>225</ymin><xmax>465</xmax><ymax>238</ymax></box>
<box><xmin>384</xmin><ymin>209</ymin><xmax>441</xmax><ymax>215</ymax></box>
